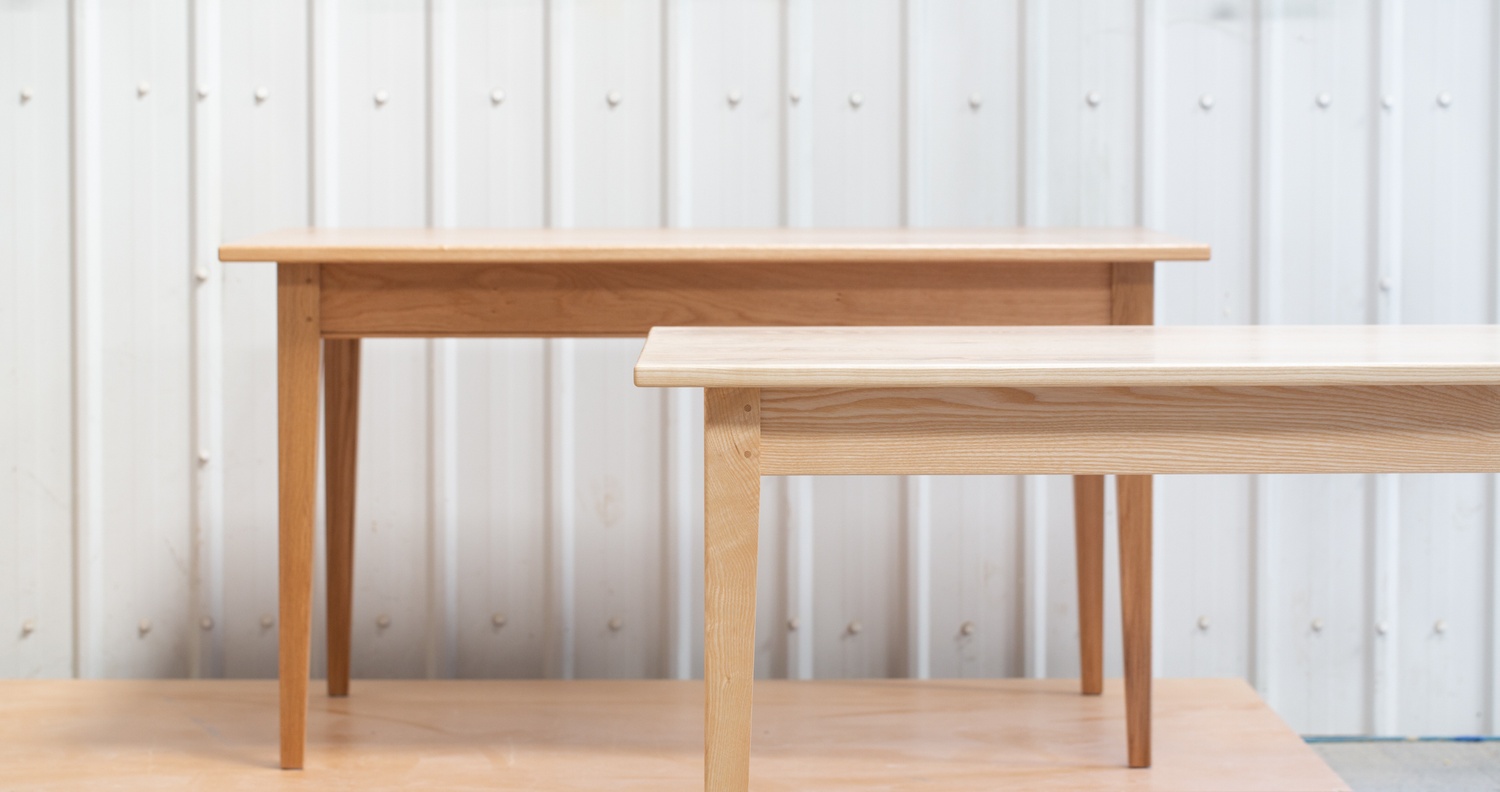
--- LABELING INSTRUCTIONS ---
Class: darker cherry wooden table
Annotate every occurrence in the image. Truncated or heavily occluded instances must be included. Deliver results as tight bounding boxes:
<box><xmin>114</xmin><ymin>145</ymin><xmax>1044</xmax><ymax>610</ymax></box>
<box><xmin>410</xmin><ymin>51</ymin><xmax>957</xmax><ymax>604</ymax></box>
<box><xmin>218</xmin><ymin>227</ymin><xmax>1211</xmax><ymax>769</ymax></box>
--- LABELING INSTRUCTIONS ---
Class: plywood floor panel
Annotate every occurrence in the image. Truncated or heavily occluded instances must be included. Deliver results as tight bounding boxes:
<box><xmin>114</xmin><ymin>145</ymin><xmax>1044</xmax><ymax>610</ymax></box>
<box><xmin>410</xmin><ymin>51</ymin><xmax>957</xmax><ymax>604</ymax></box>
<box><xmin>0</xmin><ymin>678</ymin><xmax>1347</xmax><ymax>791</ymax></box>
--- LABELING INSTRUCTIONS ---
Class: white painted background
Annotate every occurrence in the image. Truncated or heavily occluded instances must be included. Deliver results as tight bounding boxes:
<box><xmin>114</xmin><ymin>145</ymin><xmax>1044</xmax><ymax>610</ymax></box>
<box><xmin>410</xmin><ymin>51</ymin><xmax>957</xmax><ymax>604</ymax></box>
<box><xmin>2</xmin><ymin>0</ymin><xmax>1498</xmax><ymax>737</ymax></box>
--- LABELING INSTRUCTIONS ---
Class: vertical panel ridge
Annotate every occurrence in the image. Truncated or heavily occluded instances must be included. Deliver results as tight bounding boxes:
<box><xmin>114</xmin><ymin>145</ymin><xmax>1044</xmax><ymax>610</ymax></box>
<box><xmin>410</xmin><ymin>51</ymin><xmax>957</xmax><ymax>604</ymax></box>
<box><xmin>423</xmin><ymin>0</ymin><xmax>460</xmax><ymax>683</ymax></box>
<box><xmin>309</xmin><ymin>0</ymin><xmax>338</xmax><ymax>226</ymax></box>
<box><xmin>540</xmin><ymin>0</ymin><xmax>576</xmax><ymax>680</ymax></box>
<box><xmin>1490</xmin><ymin>0</ymin><xmax>1500</xmax><ymax>734</ymax></box>
<box><xmin>904</xmin><ymin>475</ymin><xmax>931</xmax><ymax>679</ymax></box>
<box><xmin>663</xmin><ymin>0</ymin><xmax>689</xmax><ymax>228</ymax></box>
<box><xmin>1369</xmin><ymin>0</ymin><xmax>1404</xmax><ymax>736</ymax></box>
<box><xmin>68</xmin><ymin>0</ymin><xmax>104</xmax><ymax>681</ymax></box>
<box><xmin>1022</xmin><ymin>476</ymin><xmax>1048</xmax><ymax>678</ymax></box>
<box><xmin>1017</xmin><ymin>0</ymin><xmax>1048</xmax><ymax>680</ymax></box>
<box><xmin>783</xmin><ymin>0</ymin><xmax>812</xmax><ymax>228</ymax></box>
<box><xmin>1018</xmin><ymin>0</ymin><xmax>1047</xmax><ymax>225</ymax></box>
<box><xmin>665</xmin><ymin>388</ymin><xmax>695</xmax><ymax>679</ymax></box>
<box><xmin>1249</xmin><ymin>0</ymin><xmax>1281</xmax><ymax>704</ymax></box>
<box><xmin>899</xmin><ymin>0</ymin><xmax>930</xmax><ymax>680</ymax></box>
<box><xmin>786</xmin><ymin>475</ymin><xmax>814</xmax><ymax>678</ymax></box>
<box><xmin>187</xmin><ymin>0</ymin><xmax>225</xmax><ymax>679</ymax></box>
<box><xmin>544</xmin><ymin>0</ymin><xmax>573</xmax><ymax>228</ymax></box>
<box><xmin>426</xmin><ymin>340</ymin><xmax>459</xmax><ymax>678</ymax></box>
<box><xmin>1136</xmin><ymin>0</ymin><xmax>1164</xmax><ymax>681</ymax></box>
<box><xmin>781</xmin><ymin>0</ymin><xmax>815</xmax><ymax>679</ymax></box>
<box><xmin>1136</xmin><ymin>0</ymin><xmax>1162</xmax><ymax>231</ymax></box>
<box><xmin>661</xmin><ymin>0</ymin><xmax>694</xmax><ymax>680</ymax></box>
<box><xmin>545</xmin><ymin>339</ymin><xmax>577</xmax><ymax>679</ymax></box>
<box><xmin>900</xmin><ymin>0</ymin><xmax>918</xmax><ymax>227</ymax></box>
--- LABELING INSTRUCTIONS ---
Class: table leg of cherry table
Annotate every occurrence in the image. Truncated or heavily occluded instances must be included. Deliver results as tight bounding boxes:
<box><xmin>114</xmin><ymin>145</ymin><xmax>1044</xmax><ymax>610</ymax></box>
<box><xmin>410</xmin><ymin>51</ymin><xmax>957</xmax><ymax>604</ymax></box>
<box><xmin>324</xmin><ymin>338</ymin><xmax>361</xmax><ymax>698</ymax></box>
<box><xmin>1073</xmin><ymin>474</ymin><xmax>1105</xmax><ymax>695</ymax></box>
<box><xmin>1118</xmin><ymin>473</ymin><xmax>1153</xmax><ymax>768</ymax></box>
<box><xmin>277</xmin><ymin>263</ymin><xmax>320</xmax><ymax>769</ymax></box>
<box><xmin>1110</xmin><ymin>261</ymin><xmax>1155</xmax><ymax>759</ymax></box>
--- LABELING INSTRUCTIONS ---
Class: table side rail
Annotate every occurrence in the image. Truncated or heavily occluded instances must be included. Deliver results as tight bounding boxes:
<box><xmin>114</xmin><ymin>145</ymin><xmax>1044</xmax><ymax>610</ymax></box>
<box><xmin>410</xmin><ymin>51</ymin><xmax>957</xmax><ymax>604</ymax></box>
<box><xmin>317</xmin><ymin>261</ymin><xmax>1114</xmax><ymax>337</ymax></box>
<box><xmin>757</xmin><ymin>384</ymin><xmax>1500</xmax><ymax>476</ymax></box>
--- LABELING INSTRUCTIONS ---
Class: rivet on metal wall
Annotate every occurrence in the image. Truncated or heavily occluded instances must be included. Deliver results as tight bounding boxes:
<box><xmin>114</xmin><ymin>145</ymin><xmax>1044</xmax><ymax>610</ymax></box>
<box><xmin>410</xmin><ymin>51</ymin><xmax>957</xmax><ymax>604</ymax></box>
<box><xmin>490</xmin><ymin>89</ymin><xmax>505</xmax><ymax>106</ymax></box>
<box><xmin>1434</xmin><ymin>619</ymin><xmax>1447</xmax><ymax>634</ymax></box>
<box><xmin>198</xmin><ymin>450</ymin><xmax>211</xmax><ymax>465</ymax></box>
<box><xmin>1316</xmin><ymin>92</ymin><xmax>1332</xmax><ymax>109</ymax></box>
<box><xmin>196</xmin><ymin>85</ymin><xmax>210</xmax><ymax>100</ymax></box>
<box><xmin>606</xmin><ymin>90</ymin><xmax>622</xmax><ymax>108</ymax></box>
<box><xmin>959</xmin><ymin>620</ymin><xmax>976</xmax><ymax>636</ymax></box>
<box><xmin>846</xmin><ymin>620</ymin><xmax>862</xmax><ymax>635</ymax></box>
<box><xmin>254</xmin><ymin>86</ymin><xmax>269</xmax><ymax>104</ymax></box>
<box><xmin>200</xmin><ymin>617</ymin><xmax>214</xmax><ymax>631</ymax></box>
<box><xmin>260</xmin><ymin>614</ymin><xmax>275</xmax><ymax>629</ymax></box>
<box><xmin>376</xmin><ymin>614</ymin><xmax>391</xmax><ymax>629</ymax></box>
<box><xmin>491</xmin><ymin>612</ymin><xmax>507</xmax><ymax>628</ymax></box>
<box><xmin>727</xmin><ymin>89</ymin><xmax>742</xmax><ymax>108</ymax></box>
<box><xmin>1381</xmin><ymin>94</ymin><xmax>1396</xmax><ymax>110</ymax></box>
<box><xmin>1379</xmin><ymin>276</ymin><xmax>1393</xmax><ymax>292</ymax></box>
<box><xmin>194</xmin><ymin>267</ymin><xmax>209</xmax><ymax>283</ymax></box>
<box><xmin>19</xmin><ymin>87</ymin><xmax>33</xmax><ymax>103</ymax></box>
<box><xmin>608</xmin><ymin>617</ymin><xmax>623</xmax><ymax>631</ymax></box>
<box><xmin>373</xmin><ymin>90</ymin><xmax>389</xmax><ymax>107</ymax></box>
<box><xmin>968</xmin><ymin>92</ymin><xmax>983</xmax><ymax>110</ymax></box>
<box><xmin>1436</xmin><ymin>92</ymin><xmax>1452</xmax><ymax>108</ymax></box>
<box><xmin>137</xmin><ymin>81</ymin><xmax>151</xmax><ymax>98</ymax></box>
<box><xmin>787</xmin><ymin>617</ymin><xmax>799</xmax><ymax>631</ymax></box>
<box><xmin>138</xmin><ymin>619</ymin><xmax>152</xmax><ymax>635</ymax></box>
<box><xmin>21</xmin><ymin>619</ymin><xmax>36</xmax><ymax>637</ymax></box>
<box><xmin>1310</xmin><ymin>617</ymin><xmax>1324</xmax><ymax>632</ymax></box>
<box><xmin>1376</xmin><ymin>621</ymin><xmax>1389</xmax><ymax>636</ymax></box>
<box><xmin>788</xmin><ymin>90</ymin><xmax>801</xmax><ymax>105</ymax></box>
<box><xmin>1198</xmin><ymin>93</ymin><xmax>1215</xmax><ymax>111</ymax></box>
<box><xmin>848</xmin><ymin>92</ymin><xmax>863</xmax><ymax>109</ymax></box>
<box><xmin>1197</xmin><ymin>615</ymin><xmax>1211</xmax><ymax>631</ymax></box>
<box><xmin>1085</xmin><ymin>91</ymin><xmax>1102</xmax><ymax>107</ymax></box>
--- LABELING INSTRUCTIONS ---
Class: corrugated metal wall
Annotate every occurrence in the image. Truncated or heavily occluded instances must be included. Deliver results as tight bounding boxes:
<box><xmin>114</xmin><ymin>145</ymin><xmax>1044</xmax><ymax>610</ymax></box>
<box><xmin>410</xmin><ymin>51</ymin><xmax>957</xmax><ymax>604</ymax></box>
<box><xmin>2</xmin><ymin>0</ymin><xmax>1498</xmax><ymax>736</ymax></box>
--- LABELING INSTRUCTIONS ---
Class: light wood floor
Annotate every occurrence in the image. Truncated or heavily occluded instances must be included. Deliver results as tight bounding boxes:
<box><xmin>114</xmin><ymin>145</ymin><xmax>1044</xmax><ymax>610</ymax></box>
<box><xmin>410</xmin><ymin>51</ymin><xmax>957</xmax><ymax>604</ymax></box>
<box><xmin>0</xmin><ymin>678</ymin><xmax>1347</xmax><ymax>791</ymax></box>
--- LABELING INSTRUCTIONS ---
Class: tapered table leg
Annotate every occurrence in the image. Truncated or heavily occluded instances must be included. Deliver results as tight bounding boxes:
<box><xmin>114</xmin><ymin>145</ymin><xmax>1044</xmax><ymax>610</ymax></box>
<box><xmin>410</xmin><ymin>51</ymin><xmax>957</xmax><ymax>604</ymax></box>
<box><xmin>324</xmin><ymin>338</ymin><xmax>360</xmax><ymax>698</ymax></box>
<box><xmin>703</xmin><ymin>388</ymin><xmax>761</xmax><ymax>792</ymax></box>
<box><xmin>278</xmin><ymin>263</ymin><xmax>320</xmax><ymax>769</ymax></box>
<box><xmin>1073</xmin><ymin>474</ymin><xmax>1105</xmax><ymax>695</ymax></box>
<box><xmin>1118</xmin><ymin>474</ymin><xmax>1153</xmax><ymax>768</ymax></box>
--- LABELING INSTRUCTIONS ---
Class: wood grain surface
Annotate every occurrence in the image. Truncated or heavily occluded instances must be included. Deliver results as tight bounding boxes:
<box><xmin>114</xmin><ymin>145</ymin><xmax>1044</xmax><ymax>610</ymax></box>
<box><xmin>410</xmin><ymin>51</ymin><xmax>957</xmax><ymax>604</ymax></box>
<box><xmin>318</xmin><ymin>261</ymin><xmax>1114</xmax><ymax>337</ymax></box>
<box><xmin>755</xmin><ymin>385</ymin><xmax>1500</xmax><ymax>476</ymax></box>
<box><xmin>275</xmin><ymin>263</ymin><xmax>321</xmax><ymax>770</ymax></box>
<box><xmin>323</xmin><ymin>339</ymin><xmax>360</xmax><ymax>700</ymax></box>
<box><xmin>636</xmin><ymin>325</ymin><xmax>1500</xmax><ymax>388</ymax></box>
<box><xmin>1119</xmin><ymin>475</ymin><xmax>1154</xmax><ymax>768</ymax></box>
<box><xmin>1073</xmin><ymin>475</ymin><xmax>1106</xmax><ymax>696</ymax></box>
<box><xmin>1110</xmin><ymin>262</ymin><xmax>1155</xmax><ymax>326</ymax></box>
<box><xmin>219</xmin><ymin>226</ymin><xmax>1211</xmax><ymax>264</ymax></box>
<box><xmin>0</xmin><ymin>679</ymin><xmax>1347</xmax><ymax>791</ymax></box>
<box><xmin>703</xmin><ymin>389</ymin><xmax>762</xmax><ymax>792</ymax></box>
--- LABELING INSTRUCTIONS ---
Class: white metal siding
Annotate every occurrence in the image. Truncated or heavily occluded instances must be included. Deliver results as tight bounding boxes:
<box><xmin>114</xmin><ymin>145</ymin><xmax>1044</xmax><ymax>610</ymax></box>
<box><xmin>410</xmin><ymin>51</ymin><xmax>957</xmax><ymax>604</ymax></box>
<box><xmin>1</xmin><ymin>0</ymin><xmax>1497</xmax><ymax>736</ymax></box>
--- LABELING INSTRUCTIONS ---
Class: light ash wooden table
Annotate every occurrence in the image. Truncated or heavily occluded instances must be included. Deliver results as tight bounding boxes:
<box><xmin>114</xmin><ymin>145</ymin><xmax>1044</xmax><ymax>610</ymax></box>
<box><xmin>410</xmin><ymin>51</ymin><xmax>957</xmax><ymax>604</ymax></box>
<box><xmin>217</xmin><ymin>227</ymin><xmax>1210</xmax><ymax>770</ymax></box>
<box><xmin>635</xmin><ymin>324</ymin><xmax>1500</xmax><ymax>789</ymax></box>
